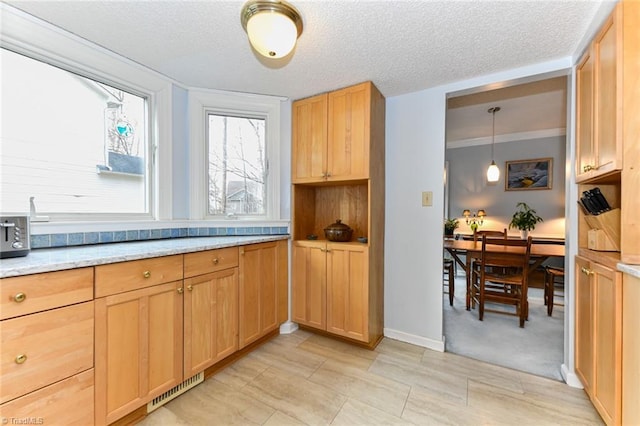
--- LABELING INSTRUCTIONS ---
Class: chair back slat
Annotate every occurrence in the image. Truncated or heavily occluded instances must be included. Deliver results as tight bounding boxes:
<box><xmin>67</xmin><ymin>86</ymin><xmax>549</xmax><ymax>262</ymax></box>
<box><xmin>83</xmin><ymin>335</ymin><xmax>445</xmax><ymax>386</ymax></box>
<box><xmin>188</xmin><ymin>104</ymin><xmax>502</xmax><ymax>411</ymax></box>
<box><xmin>473</xmin><ymin>228</ymin><xmax>507</xmax><ymax>242</ymax></box>
<box><xmin>480</xmin><ymin>236</ymin><xmax>532</xmax><ymax>271</ymax></box>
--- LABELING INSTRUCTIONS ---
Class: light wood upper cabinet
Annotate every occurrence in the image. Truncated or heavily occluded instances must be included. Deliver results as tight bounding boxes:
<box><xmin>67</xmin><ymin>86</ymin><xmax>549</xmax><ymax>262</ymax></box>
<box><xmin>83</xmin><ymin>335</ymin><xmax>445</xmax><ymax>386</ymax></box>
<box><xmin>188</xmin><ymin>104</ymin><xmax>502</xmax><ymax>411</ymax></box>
<box><xmin>292</xmin><ymin>93</ymin><xmax>327</xmax><ymax>182</ymax></box>
<box><xmin>575</xmin><ymin>2</ymin><xmax>637</xmax><ymax>183</ymax></box>
<box><xmin>292</xmin><ymin>241</ymin><xmax>327</xmax><ymax>330</ymax></box>
<box><xmin>575</xmin><ymin>255</ymin><xmax>622</xmax><ymax>426</ymax></box>
<box><xmin>326</xmin><ymin>243</ymin><xmax>369</xmax><ymax>342</ymax></box>
<box><xmin>576</xmin><ymin>50</ymin><xmax>594</xmax><ymax>182</ymax></box>
<box><xmin>326</xmin><ymin>83</ymin><xmax>370</xmax><ymax>181</ymax></box>
<box><xmin>183</xmin><ymin>268</ymin><xmax>238</xmax><ymax>377</ymax></box>
<box><xmin>292</xmin><ymin>81</ymin><xmax>381</xmax><ymax>183</ymax></box>
<box><xmin>95</xmin><ymin>281</ymin><xmax>184</xmax><ymax>425</ymax></box>
<box><xmin>238</xmin><ymin>241</ymin><xmax>287</xmax><ymax>349</ymax></box>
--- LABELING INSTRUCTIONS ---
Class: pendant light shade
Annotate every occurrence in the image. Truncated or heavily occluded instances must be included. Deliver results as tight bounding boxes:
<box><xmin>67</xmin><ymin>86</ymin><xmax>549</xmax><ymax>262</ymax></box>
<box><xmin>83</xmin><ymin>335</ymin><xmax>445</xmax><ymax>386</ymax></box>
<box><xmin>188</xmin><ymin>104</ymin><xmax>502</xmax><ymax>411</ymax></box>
<box><xmin>487</xmin><ymin>160</ymin><xmax>500</xmax><ymax>182</ymax></box>
<box><xmin>241</xmin><ymin>0</ymin><xmax>303</xmax><ymax>59</ymax></box>
<box><xmin>487</xmin><ymin>106</ymin><xmax>501</xmax><ymax>183</ymax></box>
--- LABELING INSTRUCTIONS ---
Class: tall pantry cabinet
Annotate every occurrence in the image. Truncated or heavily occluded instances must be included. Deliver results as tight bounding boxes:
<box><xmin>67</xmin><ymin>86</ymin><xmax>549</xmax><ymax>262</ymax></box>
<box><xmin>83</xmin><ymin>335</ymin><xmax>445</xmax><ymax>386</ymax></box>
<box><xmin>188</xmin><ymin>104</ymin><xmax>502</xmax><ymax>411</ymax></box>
<box><xmin>291</xmin><ymin>81</ymin><xmax>385</xmax><ymax>348</ymax></box>
<box><xmin>574</xmin><ymin>1</ymin><xmax>640</xmax><ymax>425</ymax></box>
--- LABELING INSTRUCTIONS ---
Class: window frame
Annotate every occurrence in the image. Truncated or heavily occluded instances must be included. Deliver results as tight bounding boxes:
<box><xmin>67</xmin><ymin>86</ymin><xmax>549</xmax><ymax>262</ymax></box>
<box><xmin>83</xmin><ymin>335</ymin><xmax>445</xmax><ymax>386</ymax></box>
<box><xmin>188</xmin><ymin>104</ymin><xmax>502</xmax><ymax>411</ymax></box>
<box><xmin>0</xmin><ymin>4</ymin><xmax>173</xmax><ymax>223</ymax></box>
<box><xmin>189</xmin><ymin>89</ymin><xmax>283</xmax><ymax>221</ymax></box>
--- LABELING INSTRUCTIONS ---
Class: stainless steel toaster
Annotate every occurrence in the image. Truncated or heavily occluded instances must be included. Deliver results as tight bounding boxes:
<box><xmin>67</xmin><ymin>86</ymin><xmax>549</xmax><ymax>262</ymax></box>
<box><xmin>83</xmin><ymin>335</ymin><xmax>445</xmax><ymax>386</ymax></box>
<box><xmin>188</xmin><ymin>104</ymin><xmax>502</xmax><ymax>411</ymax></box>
<box><xmin>0</xmin><ymin>216</ymin><xmax>30</xmax><ymax>258</ymax></box>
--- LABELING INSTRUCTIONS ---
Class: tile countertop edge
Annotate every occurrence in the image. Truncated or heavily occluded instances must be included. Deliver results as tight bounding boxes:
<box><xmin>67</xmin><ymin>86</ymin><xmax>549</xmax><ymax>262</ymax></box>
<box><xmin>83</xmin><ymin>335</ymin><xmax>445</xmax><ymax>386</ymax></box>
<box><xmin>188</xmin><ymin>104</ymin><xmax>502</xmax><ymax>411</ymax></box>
<box><xmin>0</xmin><ymin>235</ymin><xmax>290</xmax><ymax>278</ymax></box>
<box><xmin>618</xmin><ymin>263</ymin><xmax>640</xmax><ymax>279</ymax></box>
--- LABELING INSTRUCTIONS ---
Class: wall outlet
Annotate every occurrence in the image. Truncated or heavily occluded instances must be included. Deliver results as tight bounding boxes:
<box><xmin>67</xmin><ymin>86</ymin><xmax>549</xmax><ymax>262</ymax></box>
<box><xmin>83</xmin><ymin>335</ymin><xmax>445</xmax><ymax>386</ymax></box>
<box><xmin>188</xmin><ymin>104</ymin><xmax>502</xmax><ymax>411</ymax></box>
<box><xmin>422</xmin><ymin>191</ymin><xmax>433</xmax><ymax>207</ymax></box>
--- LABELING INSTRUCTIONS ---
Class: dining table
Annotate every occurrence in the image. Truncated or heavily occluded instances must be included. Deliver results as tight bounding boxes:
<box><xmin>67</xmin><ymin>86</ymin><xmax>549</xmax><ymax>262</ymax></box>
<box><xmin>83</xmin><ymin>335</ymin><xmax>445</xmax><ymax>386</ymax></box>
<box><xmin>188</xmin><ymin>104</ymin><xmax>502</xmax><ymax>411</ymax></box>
<box><xmin>443</xmin><ymin>238</ymin><xmax>565</xmax><ymax>310</ymax></box>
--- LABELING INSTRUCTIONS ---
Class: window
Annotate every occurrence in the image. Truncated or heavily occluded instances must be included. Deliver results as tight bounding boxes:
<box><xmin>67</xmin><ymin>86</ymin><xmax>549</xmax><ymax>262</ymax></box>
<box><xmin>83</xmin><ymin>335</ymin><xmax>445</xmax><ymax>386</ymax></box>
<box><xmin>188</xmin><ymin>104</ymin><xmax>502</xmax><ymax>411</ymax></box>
<box><xmin>207</xmin><ymin>114</ymin><xmax>267</xmax><ymax>216</ymax></box>
<box><xmin>189</xmin><ymin>89</ymin><xmax>282</xmax><ymax>221</ymax></box>
<box><xmin>0</xmin><ymin>48</ymin><xmax>152</xmax><ymax>218</ymax></box>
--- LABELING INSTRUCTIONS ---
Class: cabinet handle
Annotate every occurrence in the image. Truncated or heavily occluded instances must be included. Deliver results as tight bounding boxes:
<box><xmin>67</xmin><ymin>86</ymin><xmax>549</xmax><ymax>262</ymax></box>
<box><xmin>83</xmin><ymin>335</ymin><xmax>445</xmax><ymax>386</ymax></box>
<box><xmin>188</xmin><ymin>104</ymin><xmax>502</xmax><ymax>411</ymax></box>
<box><xmin>326</xmin><ymin>172</ymin><xmax>331</xmax><ymax>178</ymax></box>
<box><xmin>581</xmin><ymin>267</ymin><xmax>594</xmax><ymax>276</ymax></box>
<box><xmin>15</xmin><ymin>354</ymin><xmax>27</xmax><ymax>364</ymax></box>
<box><xmin>143</xmin><ymin>271</ymin><xmax>151</xmax><ymax>278</ymax></box>
<box><xmin>212</xmin><ymin>258</ymin><xmax>219</xmax><ymax>265</ymax></box>
<box><xmin>583</xmin><ymin>165</ymin><xmax>594</xmax><ymax>172</ymax></box>
<box><xmin>13</xmin><ymin>293</ymin><xmax>26</xmax><ymax>303</ymax></box>
<box><xmin>187</xmin><ymin>285</ymin><xmax>193</xmax><ymax>291</ymax></box>
<box><xmin>177</xmin><ymin>287</ymin><xmax>184</xmax><ymax>294</ymax></box>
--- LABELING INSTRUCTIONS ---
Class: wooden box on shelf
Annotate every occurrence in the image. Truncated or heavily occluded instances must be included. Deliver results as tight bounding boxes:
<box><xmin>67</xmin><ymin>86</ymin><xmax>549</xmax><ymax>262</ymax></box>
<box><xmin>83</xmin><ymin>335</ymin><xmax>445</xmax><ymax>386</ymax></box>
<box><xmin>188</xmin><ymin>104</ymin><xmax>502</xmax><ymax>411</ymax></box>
<box><xmin>585</xmin><ymin>208</ymin><xmax>621</xmax><ymax>252</ymax></box>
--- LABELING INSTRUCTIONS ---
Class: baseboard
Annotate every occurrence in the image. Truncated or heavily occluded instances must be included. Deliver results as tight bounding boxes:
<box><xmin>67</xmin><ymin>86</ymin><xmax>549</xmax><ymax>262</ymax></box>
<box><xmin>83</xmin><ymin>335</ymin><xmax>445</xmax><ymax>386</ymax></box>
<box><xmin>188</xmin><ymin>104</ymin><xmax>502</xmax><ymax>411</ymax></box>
<box><xmin>383</xmin><ymin>327</ymin><xmax>445</xmax><ymax>352</ymax></box>
<box><xmin>279</xmin><ymin>321</ymin><xmax>298</xmax><ymax>334</ymax></box>
<box><xmin>561</xmin><ymin>363</ymin><xmax>584</xmax><ymax>388</ymax></box>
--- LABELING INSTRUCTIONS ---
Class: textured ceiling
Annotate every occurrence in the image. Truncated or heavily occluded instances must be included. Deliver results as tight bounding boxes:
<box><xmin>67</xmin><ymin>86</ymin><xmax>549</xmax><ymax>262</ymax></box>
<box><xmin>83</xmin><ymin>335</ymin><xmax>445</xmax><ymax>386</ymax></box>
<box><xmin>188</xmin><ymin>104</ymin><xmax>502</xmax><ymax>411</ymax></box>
<box><xmin>4</xmin><ymin>0</ymin><xmax>606</xmax><ymax>101</ymax></box>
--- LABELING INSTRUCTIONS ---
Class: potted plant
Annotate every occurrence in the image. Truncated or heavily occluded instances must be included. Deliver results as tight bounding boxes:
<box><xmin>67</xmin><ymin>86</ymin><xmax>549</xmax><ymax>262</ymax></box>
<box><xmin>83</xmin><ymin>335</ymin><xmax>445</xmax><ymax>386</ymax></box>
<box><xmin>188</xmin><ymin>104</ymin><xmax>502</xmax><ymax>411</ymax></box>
<box><xmin>444</xmin><ymin>218</ymin><xmax>459</xmax><ymax>237</ymax></box>
<box><xmin>509</xmin><ymin>202</ymin><xmax>543</xmax><ymax>239</ymax></box>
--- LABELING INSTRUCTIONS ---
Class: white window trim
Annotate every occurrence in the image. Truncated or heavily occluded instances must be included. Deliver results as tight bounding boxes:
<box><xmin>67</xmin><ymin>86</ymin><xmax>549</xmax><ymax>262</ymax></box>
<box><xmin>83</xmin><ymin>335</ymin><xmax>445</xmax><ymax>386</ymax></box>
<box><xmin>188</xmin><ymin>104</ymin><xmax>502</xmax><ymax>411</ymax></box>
<box><xmin>188</xmin><ymin>88</ymin><xmax>284</xmax><ymax>221</ymax></box>
<box><xmin>0</xmin><ymin>4</ymin><xmax>174</xmax><ymax>223</ymax></box>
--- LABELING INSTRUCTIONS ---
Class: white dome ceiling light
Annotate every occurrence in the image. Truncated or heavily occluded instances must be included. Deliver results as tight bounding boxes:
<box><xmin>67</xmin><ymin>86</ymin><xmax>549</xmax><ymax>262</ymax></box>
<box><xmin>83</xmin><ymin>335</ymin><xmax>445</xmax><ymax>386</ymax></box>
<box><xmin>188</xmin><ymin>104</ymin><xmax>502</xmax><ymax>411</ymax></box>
<box><xmin>241</xmin><ymin>0</ymin><xmax>303</xmax><ymax>59</ymax></box>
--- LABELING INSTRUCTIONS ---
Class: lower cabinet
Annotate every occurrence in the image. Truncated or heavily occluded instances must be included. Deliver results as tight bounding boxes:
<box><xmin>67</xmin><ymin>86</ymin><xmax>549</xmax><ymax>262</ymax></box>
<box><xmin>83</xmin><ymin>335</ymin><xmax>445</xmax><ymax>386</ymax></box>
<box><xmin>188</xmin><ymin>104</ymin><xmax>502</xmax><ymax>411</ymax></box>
<box><xmin>183</xmin><ymin>268</ymin><xmax>238</xmax><ymax>377</ymax></box>
<box><xmin>575</xmin><ymin>255</ymin><xmax>622</xmax><ymax>425</ymax></box>
<box><xmin>239</xmin><ymin>241</ymin><xmax>285</xmax><ymax>348</ymax></box>
<box><xmin>292</xmin><ymin>241</ymin><xmax>370</xmax><ymax>343</ymax></box>
<box><xmin>292</xmin><ymin>242</ymin><xmax>327</xmax><ymax>329</ymax></box>
<box><xmin>0</xmin><ymin>369</ymin><xmax>94</xmax><ymax>426</ymax></box>
<box><xmin>95</xmin><ymin>281</ymin><xmax>184</xmax><ymax>425</ymax></box>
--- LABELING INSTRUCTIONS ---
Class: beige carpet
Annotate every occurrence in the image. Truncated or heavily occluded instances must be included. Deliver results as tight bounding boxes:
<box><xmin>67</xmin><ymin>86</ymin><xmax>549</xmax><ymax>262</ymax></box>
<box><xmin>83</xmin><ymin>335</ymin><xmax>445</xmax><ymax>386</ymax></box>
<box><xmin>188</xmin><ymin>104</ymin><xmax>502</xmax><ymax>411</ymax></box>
<box><xmin>443</xmin><ymin>275</ymin><xmax>564</xmax><ymax>381</ymax></box>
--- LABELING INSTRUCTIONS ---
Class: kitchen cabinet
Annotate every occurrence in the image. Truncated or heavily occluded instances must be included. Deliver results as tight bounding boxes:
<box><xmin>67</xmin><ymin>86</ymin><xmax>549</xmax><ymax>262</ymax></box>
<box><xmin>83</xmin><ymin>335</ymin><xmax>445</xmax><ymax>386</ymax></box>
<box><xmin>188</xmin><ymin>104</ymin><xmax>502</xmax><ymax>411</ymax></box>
<box><xmin>238</xmin><ymin>240</ymin><xmax>288</xmax><ymax>349</ymax></box>
<box><xmin>95</xmin><ymin>259</ymin><xmax>184</xmax><ymax>425</ymax></box>
<box><xmin>622</xmin><ymin>274</ymin><xmax>640</xmax><ymax>425</ymax></box>
<box><xmin>575</xmin><ymin>4</ymin><xmax>623</xmax><ymax>183</ymax></box>
<box><xmin>291</xmin><ymin>80</ymin><xmax>385</xmax><ymax>348</ymax></box>
<box><xmin>575</xmin><ymin>255</ymin><xmax>622</xmax><ymax>425</ymax></box>
<box><xmin>326</xmin><ymin>243</ymin><xmax>369</xmax><ymax>341</ymax></box>
<box><xmin>293</xmin><ymin>241</ymin><xmax>369</xmax><ymax>342</ymax></box>
<box><xmin>292</xmin><ymin>81</ymin><xmax>380</xmax><ymax>183</ymax></box>
<box><xmin>0</xmin><ymin>269</ymin><xmax>94</xmax><ymax>422</ymax></box>
<box><xmin>575</xmin><ymin>6</ymin><xmax>639</xmax><ymax>422</ymax></box>
<box><xmin>292</xmin><ymin>93</ymin><xmax>327</xmax><ymax>182</ymax></box>
<box><xmin>292</xmin><ymin>241</ymin><xmax>326</xmax><ymax>330</ymax></box>
<box><xmin>183</xmin><ymin>247</ymin><xmax>239</xmax><ymax>377</ymax></box>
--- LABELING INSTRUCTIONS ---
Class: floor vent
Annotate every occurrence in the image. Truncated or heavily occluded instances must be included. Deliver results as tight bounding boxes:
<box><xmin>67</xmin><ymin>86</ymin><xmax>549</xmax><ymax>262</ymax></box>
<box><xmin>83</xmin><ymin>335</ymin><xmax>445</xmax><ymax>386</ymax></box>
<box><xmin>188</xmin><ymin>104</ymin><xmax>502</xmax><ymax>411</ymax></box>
<box><xmin>147</xmin><ymin>372</ymin><xmax>204</xmax><ymax>413</ymax></box>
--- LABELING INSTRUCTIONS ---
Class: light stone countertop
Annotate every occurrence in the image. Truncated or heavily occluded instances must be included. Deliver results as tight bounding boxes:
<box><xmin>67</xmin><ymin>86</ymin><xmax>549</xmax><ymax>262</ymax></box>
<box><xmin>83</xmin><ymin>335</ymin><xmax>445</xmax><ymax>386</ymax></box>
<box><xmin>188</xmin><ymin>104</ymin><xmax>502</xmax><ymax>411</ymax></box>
<box><xmin>0</xmin><ymin>235</ymin><xmax>289</xmax><ymax>278</ymax></box>
<box><xmin>618</xmin><ymin>263</ymin><xmax>640</xmax><ymax>279</ymax></box>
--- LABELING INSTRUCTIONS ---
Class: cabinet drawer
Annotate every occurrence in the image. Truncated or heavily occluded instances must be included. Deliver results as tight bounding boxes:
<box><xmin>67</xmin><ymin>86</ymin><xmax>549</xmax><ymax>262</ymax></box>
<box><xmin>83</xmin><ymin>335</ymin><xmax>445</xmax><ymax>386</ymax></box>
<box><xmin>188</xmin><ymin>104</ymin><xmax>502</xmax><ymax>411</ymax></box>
<box><xmin>0</xmin><ymin>301</ymin><xmax>94</xmax><ymax>404</ymax></box>
<box><xmin>184</xmin><ymin>247</ymin><xmax>239</xmax><ymax>278</ymax></box>
<box><xmin>0</xmin><ymin>268</ymin><xmax>93</xmax><ymax>320</ymax></box>
<box><xmin>95</xmin><ymin>255</ymin><xmax>183</xmax><ymax>297</ymax></box>
<box><xmin>0</xmin><ymin>369</ymin><xmax>94</xmax><ymax>425</ymax></box>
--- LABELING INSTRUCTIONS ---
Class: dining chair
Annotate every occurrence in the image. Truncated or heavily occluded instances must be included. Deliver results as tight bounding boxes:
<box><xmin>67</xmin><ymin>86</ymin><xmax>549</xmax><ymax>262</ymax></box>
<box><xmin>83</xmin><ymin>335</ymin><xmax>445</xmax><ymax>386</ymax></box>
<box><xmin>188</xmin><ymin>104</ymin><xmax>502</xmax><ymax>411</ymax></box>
<box><xmin>443</xmin><ymin>258</ymin><xmax>455</xmax><ymax>306</ymax></box>
<box><xmin>472</xmin><ymin>235</ymin><xmax>533</xmax><ymax>327</ymax></box>
<box><xmin>469</xmin><ymin>229</ymin><xmax>507</xmax><ymax>309</ymax></box>
<box><xmin>544</xmin><ymin>266</ymin><xmax>565</xmax><ymax>316</ymax></box>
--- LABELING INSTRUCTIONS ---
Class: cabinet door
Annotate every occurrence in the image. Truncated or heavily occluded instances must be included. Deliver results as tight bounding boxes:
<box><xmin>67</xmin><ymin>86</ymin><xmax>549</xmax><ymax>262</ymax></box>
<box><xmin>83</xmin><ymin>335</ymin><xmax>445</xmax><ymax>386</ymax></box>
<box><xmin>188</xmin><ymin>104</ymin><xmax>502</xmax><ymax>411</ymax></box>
<box><xmin>95</xmin><ymin>281</ymin><xmax>183</xmax><ymax>425</ymax></box>
<box><xmin>292</xmin><ymin>242</ymin><xmax>326</xmax><ymax>330</ymax></box>
<box><xmin>593</xmin><ymin>12</ymin><xmax>622</xmax><ymax>177</ymax></box>
<box><xmin>292</xmin><ymin>93</ymin><xmax>327</xmax><ymax>183</ymax></box>
<box><xmin>239</xmin><ymin>242</ymin><xmax>279</xmax><ymax>349</ymax></box>
<box><xmin>184</xmin><ymin>268</ymin><xmax>238</xmax><ymax>377</ymax></box>
<box><xmin>575</xmin><ymin>256</ymin><xmax>594</xmax><ymax>392</ymax></box>
<box><xmin>576</xmin><ymin>51</ymin><xmax>595</xmax><ymax>182</ymax></box>
<box><xmin>327</xmin><ymin>82</ymin><xmax>370</xmax><ymax>181</ymax></box>
<box><xmin>326</xmin><ymin>244</ymin><xmax>369</xmax><ymax>342</ymax></box>
<box><xmin>592</xmin><ymin>261</ymin><xmax>622</xmax><ymax>425</ymax></box>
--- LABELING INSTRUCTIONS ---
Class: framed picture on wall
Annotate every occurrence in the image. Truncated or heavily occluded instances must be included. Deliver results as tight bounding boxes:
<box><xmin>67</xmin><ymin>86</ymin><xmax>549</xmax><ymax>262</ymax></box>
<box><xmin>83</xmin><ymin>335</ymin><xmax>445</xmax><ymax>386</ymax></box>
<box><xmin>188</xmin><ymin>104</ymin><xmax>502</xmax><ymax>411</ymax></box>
<box><xmin>505</xmin><ymin>158</ymin><xmax>553</xmax><ymax>191</ymax></box>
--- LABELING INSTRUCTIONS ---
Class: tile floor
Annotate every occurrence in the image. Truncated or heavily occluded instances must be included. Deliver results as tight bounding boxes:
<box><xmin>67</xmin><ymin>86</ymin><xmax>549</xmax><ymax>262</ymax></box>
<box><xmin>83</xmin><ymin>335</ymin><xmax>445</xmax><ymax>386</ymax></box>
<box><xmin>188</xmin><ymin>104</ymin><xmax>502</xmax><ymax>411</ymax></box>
<box><xmin>138</xmin><ymin>330</ymin><xmax>603</xmax><ymax>425</ymax></box>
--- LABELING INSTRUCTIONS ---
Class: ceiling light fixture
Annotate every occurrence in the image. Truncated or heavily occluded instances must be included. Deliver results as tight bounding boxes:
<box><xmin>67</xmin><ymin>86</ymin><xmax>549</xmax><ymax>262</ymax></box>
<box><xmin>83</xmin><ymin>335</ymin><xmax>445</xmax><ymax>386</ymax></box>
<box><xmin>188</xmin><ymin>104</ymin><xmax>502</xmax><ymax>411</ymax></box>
<box><xmin>486</xmin><ymin>106</ymin><xmax>501</xmax><ymax>183</ymax></box>
<box><xmin>241</xmin><ymin>0</ymin><xmax>303</xmax><ymax>59</ymax></box>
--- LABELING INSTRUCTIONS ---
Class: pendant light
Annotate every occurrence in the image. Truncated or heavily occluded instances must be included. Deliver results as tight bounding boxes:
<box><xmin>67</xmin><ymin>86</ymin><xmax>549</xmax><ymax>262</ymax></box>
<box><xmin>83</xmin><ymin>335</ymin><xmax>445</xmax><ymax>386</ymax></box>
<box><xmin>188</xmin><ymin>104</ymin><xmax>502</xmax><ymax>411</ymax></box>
<box><xmin>486</xmin><ymin>106</ymin><xmax>501</xmax><ymax>183</ymax></box>
<box><xmin>241</xmin><ymin>0</ymin><xmax>303</xmax><ymax>59</ymax></box>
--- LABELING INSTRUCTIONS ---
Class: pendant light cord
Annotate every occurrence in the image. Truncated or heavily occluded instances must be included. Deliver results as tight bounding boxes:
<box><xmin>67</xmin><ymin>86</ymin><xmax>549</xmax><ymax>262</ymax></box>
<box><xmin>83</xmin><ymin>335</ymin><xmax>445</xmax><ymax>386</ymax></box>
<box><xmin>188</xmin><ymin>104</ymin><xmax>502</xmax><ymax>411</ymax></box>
<box><xmin>488</xmin><ymin>106</ymin><xmax>500</xmax><ymax>161</ymax></box>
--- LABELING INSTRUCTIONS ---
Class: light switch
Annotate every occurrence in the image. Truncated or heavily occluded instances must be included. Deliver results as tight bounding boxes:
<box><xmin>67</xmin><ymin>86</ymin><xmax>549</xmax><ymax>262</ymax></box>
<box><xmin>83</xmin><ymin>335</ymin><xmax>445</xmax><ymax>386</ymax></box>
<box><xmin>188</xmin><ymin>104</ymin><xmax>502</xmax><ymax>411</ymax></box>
<box><xmin>422</xmin><ymin>191</ymin><xmax>433</xmax><ymax>207</ymax></box>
